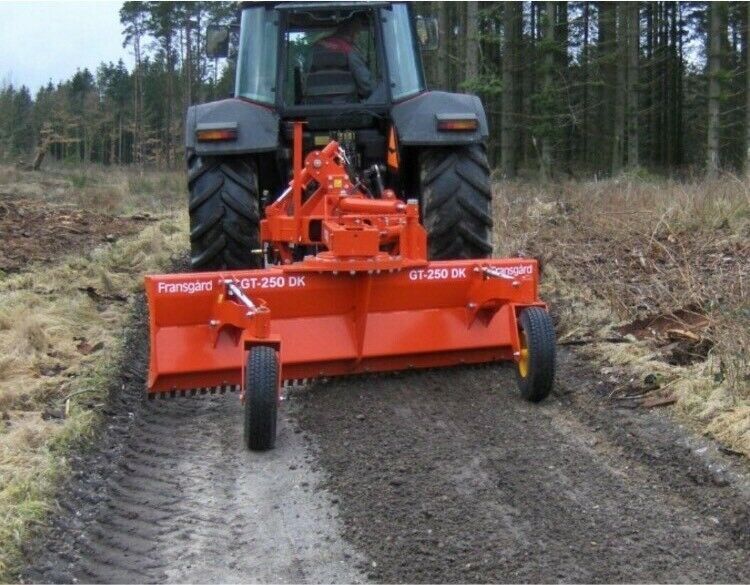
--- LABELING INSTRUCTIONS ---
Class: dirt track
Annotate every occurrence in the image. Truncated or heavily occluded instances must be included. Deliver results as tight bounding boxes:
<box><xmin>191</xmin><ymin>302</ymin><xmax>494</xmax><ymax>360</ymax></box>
<box><xmin>24</xmin><ymin>305</ymin><xmax>750</xmax><ymax>583</ymax></box>
<box><xmin>0</xmin><ymin>195</ymin><xmax>146</xmax><ymax>273</ymax></box>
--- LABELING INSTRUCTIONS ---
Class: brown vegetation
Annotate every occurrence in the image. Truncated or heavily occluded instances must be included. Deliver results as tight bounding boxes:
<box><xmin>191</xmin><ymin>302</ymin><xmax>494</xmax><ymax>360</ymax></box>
<box><xmin>0</xmin><ymin>198</ymin><xmax>149</xmax><ymax>273</ymax></box>
<box><xmin>494</xmin><ymin>175</ymin><xmax>750</xmax><ymax>455</ymax></box>
<box><xmin>0</xmin><ymin>164</ymin><xmax>184</xmax><ymax>579</ymax></box>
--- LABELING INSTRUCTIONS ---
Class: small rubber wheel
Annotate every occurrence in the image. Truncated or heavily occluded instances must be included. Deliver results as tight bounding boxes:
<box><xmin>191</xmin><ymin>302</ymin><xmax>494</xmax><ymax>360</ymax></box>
<box><xmin>244</xmin><ymin>346</ymin><xmax>278</xmax><ymax>451</ymax></box>
<box><xmin>516</xmin><ymin>307</ymin><xmax>556</xmax><ymax>402</ymax></box>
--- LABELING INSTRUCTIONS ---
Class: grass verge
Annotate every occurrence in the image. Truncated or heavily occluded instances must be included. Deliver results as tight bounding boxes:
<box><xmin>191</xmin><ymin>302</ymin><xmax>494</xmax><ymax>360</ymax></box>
<box><xmin>0</xmin><ymin>164</ymin><xmax>186</xmax><ymax>580</ymax></box>
<box><xmin>0</xmin><ymin>163</ymin><xmax>184</xmax><ymax>216</ymax></box>
<box><xmin>494</xmin><ymin>175</ymin><xmax>749</xmax><ymax>456</ymax></box>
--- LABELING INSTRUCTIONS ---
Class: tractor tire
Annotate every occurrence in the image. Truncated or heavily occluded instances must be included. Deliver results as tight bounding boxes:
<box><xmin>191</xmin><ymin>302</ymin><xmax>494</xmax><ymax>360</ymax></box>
<box><xmin>187</xmin><ymin>149</ymin><xmax>261</xmax><ymax>271</ymax></box>
<box><xmin>419</xmin><ymin>145</ymin><xmax>493</xmax><ymax>260</ymax></box>
<box><xmin>244</xmin><ymin>346</ymin><xmax>278</xmax><ymax>451</ymax></box>
<box><xmin>515</xmin><ymin>307</ymin><xmax>556</xmax><ymax>403</ymax></box>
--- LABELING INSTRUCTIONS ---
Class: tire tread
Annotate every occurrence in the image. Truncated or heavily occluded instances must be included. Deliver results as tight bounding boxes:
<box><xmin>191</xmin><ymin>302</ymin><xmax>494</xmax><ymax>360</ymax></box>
<box><xmin>420</xmin><ymin>144</ymin><xmax>494</xmax><ymax>260</ymax></box>
<box><xmin>244</xmin><ymin>346</ymin><xmax>278</xmax><ymax>451</ymax></box>
<box><xmin>187</xmin><ymin>149</ymin><xmax>261</xmax><ymax>271</ymax></box>
<box><xmin>517</xmin><ymin>307</ymin><xmax>556</xmax><ymax>402</ymax></box>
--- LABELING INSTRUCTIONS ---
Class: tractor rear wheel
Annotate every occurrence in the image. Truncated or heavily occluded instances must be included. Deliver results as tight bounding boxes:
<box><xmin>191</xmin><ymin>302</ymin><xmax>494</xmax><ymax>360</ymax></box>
<box><xmin>516</xmin><ymin>307</ymin><xmax>556</xmax><ymax>402</ymax></box>
<box><xmin>419</xmin><ymin>145</ymin><xmax>493</xmax><ymax>260</ymax></box>
<box><xmin>243</xmin><ymin>346</ymin><xmax>279</xmax><ymax>451</ymax></box>
<box><xmin>187</xmin><ymin>149</ymin><xmax>261</xmax><ymax>271</ymax></box>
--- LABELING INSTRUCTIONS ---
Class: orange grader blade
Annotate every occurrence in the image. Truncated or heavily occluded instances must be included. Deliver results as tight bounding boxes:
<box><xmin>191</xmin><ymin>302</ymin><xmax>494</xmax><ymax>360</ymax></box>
<box><xmin>145</xmin><ymin>259</ymin><xmax>544</xmax><ymax>396</ymax></box>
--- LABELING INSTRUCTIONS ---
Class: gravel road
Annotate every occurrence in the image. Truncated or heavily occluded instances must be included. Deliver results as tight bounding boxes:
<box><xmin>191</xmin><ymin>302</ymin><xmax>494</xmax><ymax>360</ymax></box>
<box><xmin>23</xmin><ymin>310</ymin><xmax>364</xmax><ymax>584</ymax></box>
<box><xmin>24</xmin><ymin>307</ymin><xmax>750</xmax><ymax>583</ymax></box>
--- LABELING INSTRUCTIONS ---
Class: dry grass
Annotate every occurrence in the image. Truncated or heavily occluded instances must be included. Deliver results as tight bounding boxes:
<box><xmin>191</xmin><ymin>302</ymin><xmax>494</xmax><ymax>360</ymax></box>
<box><xmin>493</xmin><ymin>175</ymin><xmax>750</xmax><ymax>455</ymax></box>
<box><xmin>0</xmin><ymin>164</ymin><xmax>187</xmax><ymax>580</ymax></box>
<box><xmin>0</xmin><ymin>163</ymin><xmax>185</xmax><ymax>216</ymax></box>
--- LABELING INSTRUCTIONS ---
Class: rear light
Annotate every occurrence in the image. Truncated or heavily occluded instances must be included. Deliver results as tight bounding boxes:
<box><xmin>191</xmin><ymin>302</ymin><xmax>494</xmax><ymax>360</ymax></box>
<box><xmin>196</xmin><ymin>123</ymin><xmax>238</xmax><ymax>142</ymax></box>
<box><xmin>436</xmin><ymin>114</ymin><xmax>479</xmax><ymax>132</ymax></box>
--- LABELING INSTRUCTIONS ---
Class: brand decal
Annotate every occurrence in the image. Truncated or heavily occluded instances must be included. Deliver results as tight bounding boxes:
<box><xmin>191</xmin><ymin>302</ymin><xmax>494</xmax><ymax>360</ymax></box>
<box><xmin>488</xmin><ymin>264</ymin><xmax>533</xmax><ymax>278</ymax></box>
<box><xmin>408</xmin><ymin>267</ymin><xmax>468</xmax><ymax>281</ymax></box>
<box><xmin>239</xmin><ymin>276</ymin><xmax>306</xmax><ymax>289</ymax></box>
<box><xmin>157</xmin><ymin>280</ymin><xmax>213</xmax><ymax>294</ymax></box>
<box><xmin>408</xmin><ymin>263</ymin><xmax>533</xmax><ymax>282</ymax></box>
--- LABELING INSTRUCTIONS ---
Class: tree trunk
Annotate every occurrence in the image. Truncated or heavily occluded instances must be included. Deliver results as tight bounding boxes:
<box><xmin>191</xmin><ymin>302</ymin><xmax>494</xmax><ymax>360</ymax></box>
<box><xmin>612</xmin><ymin>3</ymin><xmax>626</xmax><ymax>175</ymax></box>
<box><xmin>556</xmin><ymin>2</ymin><xmax>571</xmax><ymax>174</ymax></box>
<box><xmin>524</xmin><ymin>2</ymin><xmax>538</xmax><ymax>166</ymax></box>
<box><xmin>458</xmin><ymin>2</ymin><xmax>467</xmax><ymax>86</ymax></box>
<box><xmin>598</xmin><ymin>2</ymin><xmax>616</xmax><ymax>173</ymax></box>
<box><xmin>134</xmin><ymin>32</ymin><xmax>144</xmax><ymax>167</ymax></box>
<box><xmin>465</xmin><ymin>1</ymin><xmax>479</xmax><ymax>84</ymax></box>
<box><xmin>501</xmin><ymin>1</ymin><xmax>520</xmax><ymax>178</ymax></box>
<box><xmin>540</xmin><ymin>1</ymin><xmax>555</xmax><ymax>181</ymax></box>
<box><xmin>675</xmin><ymin>2</ymin><xmax>684</xmax><ymax>166</ymax></box>
<box><xmin>31</xmin><ymin>146</ymin><xmax>47</xmax><ymax>171</ymax></box>
<box><xmin>31</xmin><ymin>125</ymin><xmax>52</xmax><ymax>171</ymax></box>
<box><xmin>746</xmin><ymin>1</ymin><xmax>750</xmax><ymax>176</ymax></box>
<box><xmin>437</xmin><ymin>2</ymin><xmax>448</xmax><ymax>89</ymax></box>
<box><xmin>582</xmin><ymin>2</ymin><xmax>589</xmax><ymax>164</ymax></box>
<box><xmin>707</xmin><ymin>2</ymin><xmax>722</xmax><ymax>179</ymax></box>
<box><xmin>166</xmin><ymin>38</ymin><xmax>174</xmax><ymax>169</ymax></box>
<box><xmin>665</xmin><ymin>2</ymin><xmax>679</xmax><ymax>168</ymax></box>
<box><xmin>661</xmin><ymin>2</ymin><xmax>668</xmax><ymax>165</ymax></box>
<box><xmin>185</xmin><ymin>18</ymin><xmax>193</xmax><ymax>111</ymax></box>
<box><xmin>110</xmin><ymin>118</ymin><xmax>116</xmax><ymax>165</ymax></box>
<box><xmin>626</xmin><ymin>1</ymin><xmax>639</xmax><ymax>170</ymax></box>
<box><xmin>118</xmin><ymin>114</ymin><xmax>123</xmax><ymax>165</ymax></box>
<box><xmin>646</xmin><ymin>2</ymin><xmax>655</xmax><ymax>164</ymax></box>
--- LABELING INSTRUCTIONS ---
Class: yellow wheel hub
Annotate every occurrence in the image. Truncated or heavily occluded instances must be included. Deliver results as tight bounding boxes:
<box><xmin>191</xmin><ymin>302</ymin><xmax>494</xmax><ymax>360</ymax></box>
<box><xmin>518</xmin><ymin>330</ymin><xmax>530</xmax><ymax>378</ymax></box>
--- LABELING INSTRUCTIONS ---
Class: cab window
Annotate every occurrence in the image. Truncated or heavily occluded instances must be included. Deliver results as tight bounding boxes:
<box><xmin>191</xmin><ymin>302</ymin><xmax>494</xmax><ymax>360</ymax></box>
<box><xmin>381</xmin><ymin>4</ymin><xmax>424</xmax><ymax>101</ymax></box>
<box><xmin>235</xmin><ymin>7</ymin><xmax>279</xmax><ymax>104</ymax></box>
<box><xmin>282</xmin><ymin>10</ymin><xmax>384</xmax><ymax>106</ymax></box>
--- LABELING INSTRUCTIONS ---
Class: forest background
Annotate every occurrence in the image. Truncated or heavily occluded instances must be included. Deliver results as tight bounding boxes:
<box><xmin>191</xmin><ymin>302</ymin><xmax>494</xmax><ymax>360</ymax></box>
<box><xmin>1</xmin><ymin>1</ymin><xmax>748</xmax><ymax>180</ymax></box>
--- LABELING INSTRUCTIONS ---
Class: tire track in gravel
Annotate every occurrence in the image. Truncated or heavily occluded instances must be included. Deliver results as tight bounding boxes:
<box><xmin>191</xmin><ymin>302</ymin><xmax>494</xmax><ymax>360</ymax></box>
<box><xmin>23</xmin><ymin>303</ymin><xmax>365</xmax><ymax>584</ymax></box>
<box><xmin>23</xmin><ymin>301</ymin><xmax>750</xmax><ymax>584</ymax></box>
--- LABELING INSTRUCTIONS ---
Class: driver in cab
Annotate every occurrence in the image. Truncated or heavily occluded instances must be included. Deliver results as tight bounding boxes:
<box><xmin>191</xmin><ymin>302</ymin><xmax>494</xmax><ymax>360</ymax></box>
<box><xmin>306</xmin><ymin>13</ymin><xmax>383</xmax><ymax>103</ymax></box>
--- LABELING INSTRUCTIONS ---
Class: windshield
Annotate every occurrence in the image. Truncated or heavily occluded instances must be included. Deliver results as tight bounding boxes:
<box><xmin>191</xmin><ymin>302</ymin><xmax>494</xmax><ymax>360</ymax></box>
<box><xmin>235</xmin><ymin>7</ymin><xmax>278</xmax><ymax>104</ymax></box>
<box><xmin>380</xmin><ymin>4</ymin><xmax>424</xmax><ymax>101</ymax></box>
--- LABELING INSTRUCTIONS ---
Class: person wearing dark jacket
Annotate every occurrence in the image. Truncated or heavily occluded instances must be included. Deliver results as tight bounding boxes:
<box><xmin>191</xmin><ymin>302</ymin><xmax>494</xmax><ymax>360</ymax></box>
<box><xmin>307</xmin><ymin>14</ymin><xmax>373</xmax><ymax>100</ymax></box>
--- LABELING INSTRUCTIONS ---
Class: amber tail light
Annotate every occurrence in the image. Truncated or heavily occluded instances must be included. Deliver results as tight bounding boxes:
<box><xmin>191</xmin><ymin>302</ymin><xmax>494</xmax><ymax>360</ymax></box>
<box><xmin>196</xmin><ymin>124</ymin><xmax>238</xmax><ymax>142</ymax></box>
<box><xmin>436</xmin><ymin>114</ymin><xmax>479</xmax><ymax>132</ymax></box>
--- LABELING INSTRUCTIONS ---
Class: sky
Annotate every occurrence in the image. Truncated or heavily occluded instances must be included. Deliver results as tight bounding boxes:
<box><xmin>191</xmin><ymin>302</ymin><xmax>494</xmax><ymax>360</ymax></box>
<box><xmin>0</xmin><ymin>1</ymin><xmax>133</xmax><ymax>93</ymax></box>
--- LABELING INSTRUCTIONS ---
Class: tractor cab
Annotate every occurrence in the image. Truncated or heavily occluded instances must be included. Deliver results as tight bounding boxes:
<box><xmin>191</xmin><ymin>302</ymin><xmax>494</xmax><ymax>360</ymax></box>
<box><xmin>230</xmin><ymin>3</ymin><xmax>432</xmax><ymax>112</ymax></box>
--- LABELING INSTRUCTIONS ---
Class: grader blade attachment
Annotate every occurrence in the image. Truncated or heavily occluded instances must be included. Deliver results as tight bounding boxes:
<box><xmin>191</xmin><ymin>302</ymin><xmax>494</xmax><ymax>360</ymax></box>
<box><xmin>145</xmin><ymin>122</ymin><xmax>556</xmax><ymax>450</ymax></box>
<box><xmin>145</xmin><ymin>258</ymin><xmax>543</xmax><ymax>395</ymax></box>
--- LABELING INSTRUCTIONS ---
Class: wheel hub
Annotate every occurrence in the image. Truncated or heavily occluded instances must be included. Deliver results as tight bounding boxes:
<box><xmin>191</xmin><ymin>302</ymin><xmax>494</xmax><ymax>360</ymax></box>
<box><xmin>518</xmin><ymin>330</ymin><xmax>529</xmax><ymax>378</ymax></box>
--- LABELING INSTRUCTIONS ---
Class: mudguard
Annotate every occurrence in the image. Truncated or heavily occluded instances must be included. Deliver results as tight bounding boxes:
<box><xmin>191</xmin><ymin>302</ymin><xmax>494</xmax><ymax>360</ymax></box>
<box><xmin>390</xmin><ymin>91</ymin><xmax>489</xmax><ymax>146</ymax></box>
<box><xmin>185</xmin><ymin>98</ymin><xmax>280</xmax><ymax>156</ymax></box>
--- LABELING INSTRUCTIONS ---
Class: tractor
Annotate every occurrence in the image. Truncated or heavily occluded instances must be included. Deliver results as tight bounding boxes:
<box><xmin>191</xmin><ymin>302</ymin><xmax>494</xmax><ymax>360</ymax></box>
<box><xmin>146</xmin><ymin>1</ymin><xmax>555</xmax><ymax>451</ymax></box>
<box><xmin>186</xmin><ymin>1</ymin><xmax>493</xmax><ymax>270</ymax></box>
